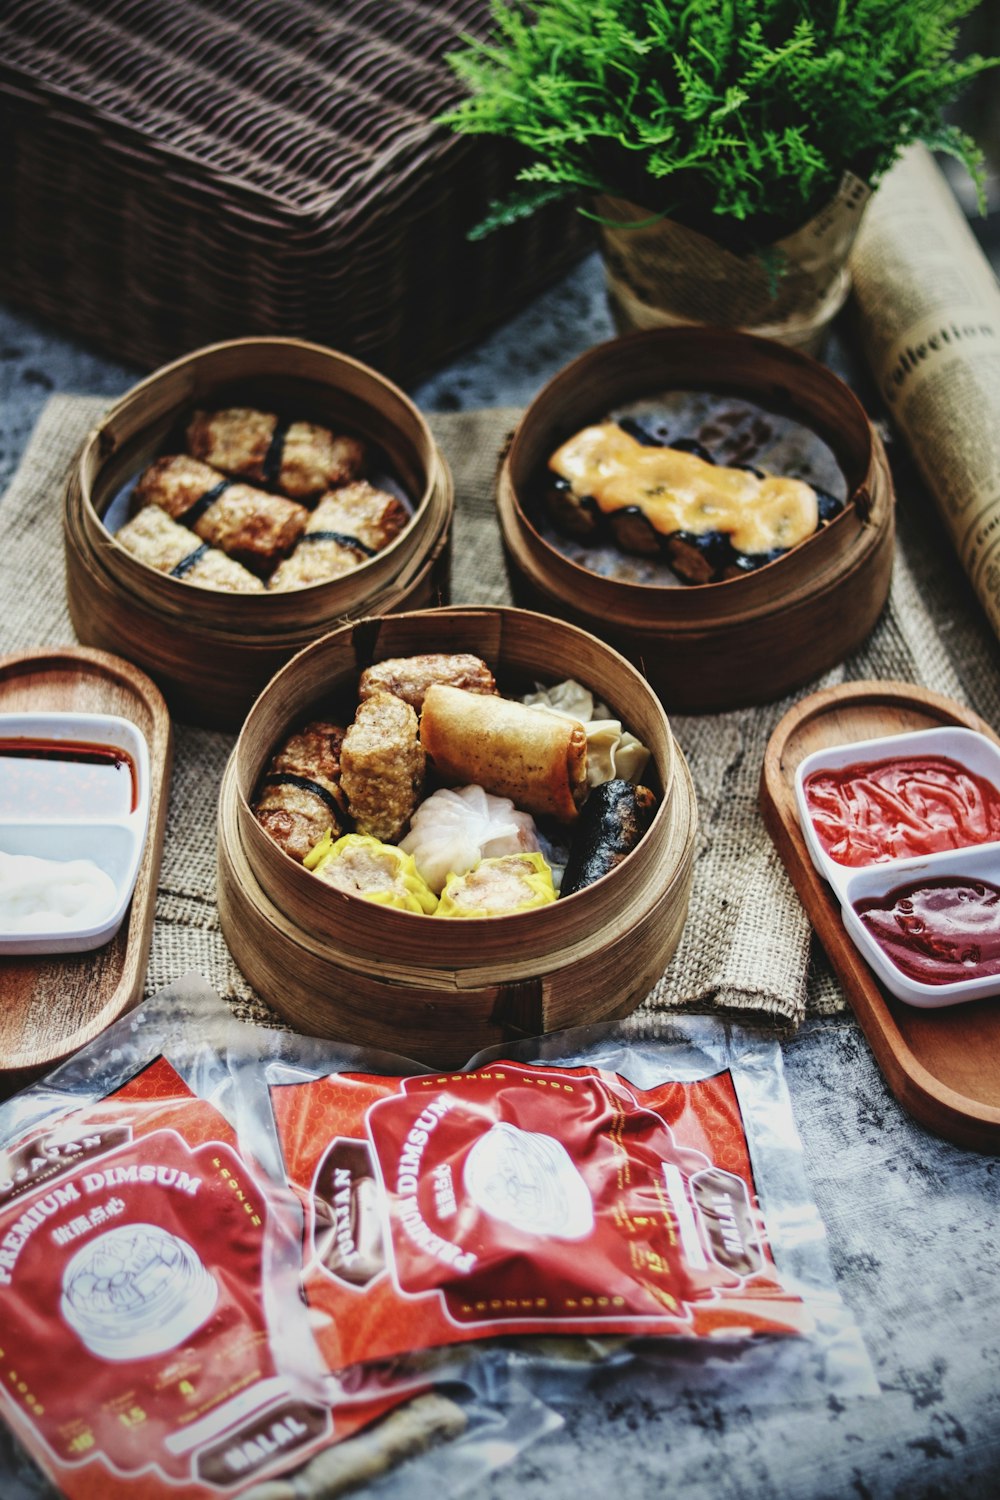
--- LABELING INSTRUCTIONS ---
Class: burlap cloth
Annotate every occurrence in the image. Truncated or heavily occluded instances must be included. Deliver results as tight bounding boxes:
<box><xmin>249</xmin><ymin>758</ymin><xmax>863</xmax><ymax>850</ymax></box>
<box><xmin>2</xmin><ymin>396</ymin><xmax>998</xmax><ymax>1030</ymax></box>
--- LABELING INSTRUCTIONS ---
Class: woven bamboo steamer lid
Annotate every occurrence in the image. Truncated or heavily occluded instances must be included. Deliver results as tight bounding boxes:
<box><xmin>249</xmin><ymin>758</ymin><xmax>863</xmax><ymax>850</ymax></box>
<box><xmin>496</xmin><ymin>326</ymin><xmax>895</xmax><ymax>712</ymax></box>
<box><xmin>217</xmin><ymin>606</ymin><xmax>696</xmax><ymax>1067</ymax></box>
<box><xmin>64</xmin><ymin>338</ymin><xmax>453</xmax><ymax>729</ymax></box>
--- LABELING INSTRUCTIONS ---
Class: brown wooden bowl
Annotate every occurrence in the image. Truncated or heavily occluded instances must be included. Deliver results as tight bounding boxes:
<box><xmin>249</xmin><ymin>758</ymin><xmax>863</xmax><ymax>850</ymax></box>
<box><xmin>64</xmin><ymin>338</ymin><xmax>453</xmax><ymax>730</ymax></box>
<box><xmin>496</xmin><ymin>326</ymin><xmax>895</xmax><ymax>712</ymax></box>
<box><xmin>217</xmin><ymin>606</ymin><xmax>697</xmax><ymax>1067</ymax></box>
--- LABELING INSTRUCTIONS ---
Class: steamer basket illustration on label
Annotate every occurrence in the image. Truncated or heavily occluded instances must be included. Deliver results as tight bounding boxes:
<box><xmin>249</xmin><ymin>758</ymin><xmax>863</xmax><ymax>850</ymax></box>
<box><xmin>61</xmin><ymin>1223</ymin><xmax>219</xmax><ymax>1362</ymax></box>
<box><xmin>463</xmin><ymin>1123</ymin><xmax>595</xmax><ymax>1240</ymax></box>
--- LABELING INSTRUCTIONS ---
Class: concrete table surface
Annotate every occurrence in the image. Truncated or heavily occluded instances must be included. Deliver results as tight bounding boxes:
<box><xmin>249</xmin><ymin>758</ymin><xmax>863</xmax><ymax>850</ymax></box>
<box><xmin>1</xmin><ymin>243</ymin><xmax>998</xmax><ymax>1499</ymax></box>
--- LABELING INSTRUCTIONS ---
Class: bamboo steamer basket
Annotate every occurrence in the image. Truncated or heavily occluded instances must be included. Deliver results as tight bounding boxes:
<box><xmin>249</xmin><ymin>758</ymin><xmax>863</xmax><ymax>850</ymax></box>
<box><xmin>64</xmin><ymin>338</ymin><xmax>453</xmax><ymax>730</ymax></box>
<box><xmin>217</xmin><ymin>606</ymin><xmax>697</xmax><ymax>1067</ymax></box>
<box><xmin>496</xmin><ymin>327</ymin><xmax>895</xmax><ymax>712</ymax></box>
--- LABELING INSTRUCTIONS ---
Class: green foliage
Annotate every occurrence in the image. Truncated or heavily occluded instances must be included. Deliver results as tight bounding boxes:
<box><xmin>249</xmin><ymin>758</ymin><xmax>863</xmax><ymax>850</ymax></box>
<box><xmin>441</xmin><ymin>0</ymin><xmax>999</xmax><ymax>247</ymax></box>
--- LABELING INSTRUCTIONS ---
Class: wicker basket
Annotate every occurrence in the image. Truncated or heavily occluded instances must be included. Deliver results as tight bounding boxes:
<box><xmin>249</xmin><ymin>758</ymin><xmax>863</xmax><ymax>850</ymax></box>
<box><xmin>0</xmin><ymin>0</ymin><xmax>590</xmax><ymax>380</ymax></box>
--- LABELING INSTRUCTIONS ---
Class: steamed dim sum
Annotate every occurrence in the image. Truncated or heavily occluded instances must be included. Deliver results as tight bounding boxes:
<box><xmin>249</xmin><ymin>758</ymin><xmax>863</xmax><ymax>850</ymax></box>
<box><xmin>253</xmin><ymin>721</ymin><xmax>347</xmax><ymax>861</ymax></box>
<box><xmin>560</xmin><ymin>780</ymin><xmax>658</xmax><ymax>897</ymax></box>
<box><xmin>186</xmin><ymin>406</ymin><xmax>367</xmax><ymax>502</ymax></box>
<box><xmin>268</xmin><ymin>481</ymin><xmax>409</xmax><ymax>591</ymax></box>
<box><xmin>400</xmin><ymin>784</ymin><xmax>540</xmax><ymax>894</ymax></box>
<box><xmin>340</xmin><ymin>692</ymin><xmax>425</xmax><ymax>843</ymax></box>
<box><xmin>358</xmin><ymin>654</ymin><xmax>497</xmax><ymax>712</ymax></box>
<box><xmin>435</xmin><ymin>853</ymin><xmax>556</xmax><ymax>918</ymax></box>
<box><xmin>133</xmin><ymin>455</ymin><xmax>307</xmax><ymax>575</ymax></box>
<box><xmin>305</xmin><ymin>832</ymin><xmax>438</xmax><ymax>914</ymax></box>
<box><xmin>115</xmin><ymin>504</ymin><xmax>265</xmax><ymax>593</ymax></box>
<box><xmin>419</xmin><ymin>685</ymin><xmax>588</xmax><ymax>823</ymax></box>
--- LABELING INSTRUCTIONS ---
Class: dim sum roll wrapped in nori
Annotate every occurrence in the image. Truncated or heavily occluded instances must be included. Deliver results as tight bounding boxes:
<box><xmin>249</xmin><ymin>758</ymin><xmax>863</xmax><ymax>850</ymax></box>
<box><xmin>133</xmin><ymin>455</ymin><xmax>308</xmax><ymax>575</ymax></box>
<box><xmin>253</xmin><ymin>721</ymin><xmax>347</xmax><ymax>862</ymax></box>
<box><xmin>114</xmin><ymin>504</ymin><xmax>265</xmax><ymax>593</ymax></box>
<box><xmin>359</xmin><ymin>654</ymin><xmax>498</xmax><ymax>712</ymax></box>
<box><xmin>420</xmin><ymin>685</ymin><xmax>588</xmax><ymax>824</ymax></box>
<box><xmin>186</xmin><ymin>406</ymin><xmax>367</xmax><ymax>501</ymax></box>
<box><xmin>559</xmin><ymin>780</ymin><xmax>658</xmax><ymax>897</ymax></box>
<box><xmin>305</xmin><ymin>833</ymin><xmax>438</xmax><ymax>914</ymax></box>
<box><xmin>268</xmin><ymin>482</ymin><xmax>409</xmax><ymax>592</ymax></box>
<box><xmin>436</xmin><ymin>853</ymin><xmax>556</xmax><ymax>918</ymax></box>
<box><xmin>340</xmin><ymin>691</ymin><xmax>426</xmax><ymax>844</ymax></box>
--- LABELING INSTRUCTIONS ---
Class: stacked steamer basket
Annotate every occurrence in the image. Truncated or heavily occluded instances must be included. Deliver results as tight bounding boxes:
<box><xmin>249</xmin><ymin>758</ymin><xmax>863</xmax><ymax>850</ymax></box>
<box><xmin>64</xmin><ymin>339</ymin><xmax>453</xmax><ymax>730</ymax></box>
<box><xmin>217</xmin><ymin>607</ymin><xmax>697</xmax><ymax>1068</ymax></box>
<box><xmin>496</xmin><ymin>327</ymin><xmax>896</xmax><ymax>712</ymax></box>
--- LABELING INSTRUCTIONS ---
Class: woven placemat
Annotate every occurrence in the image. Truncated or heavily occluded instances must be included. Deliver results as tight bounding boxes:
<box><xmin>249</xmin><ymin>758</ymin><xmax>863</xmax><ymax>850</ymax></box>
<box><xmin>2</xmin><ymin>394</ymin><xmax>998</xmax><ymax>1031</ymax></box>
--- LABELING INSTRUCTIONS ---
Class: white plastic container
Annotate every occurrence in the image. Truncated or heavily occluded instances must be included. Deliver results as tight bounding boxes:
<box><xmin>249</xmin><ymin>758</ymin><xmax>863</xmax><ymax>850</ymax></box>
<box><xmin>0</xmin><ymin>712</ymin><xmax>151</xmax><ymax>955</ymax></box>
<box><xmin>794</xmin><ymin>726</ymin><xmax>1000</xmax><ymax>1007</ymax></box>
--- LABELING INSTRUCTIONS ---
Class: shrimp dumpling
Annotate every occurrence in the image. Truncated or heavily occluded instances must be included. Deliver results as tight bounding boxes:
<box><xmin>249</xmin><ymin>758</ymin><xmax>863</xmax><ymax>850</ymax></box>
<box><xmin>399</xmin><ymin>784</ymin><xmax>540</xmax><ymax>895</ymax></box>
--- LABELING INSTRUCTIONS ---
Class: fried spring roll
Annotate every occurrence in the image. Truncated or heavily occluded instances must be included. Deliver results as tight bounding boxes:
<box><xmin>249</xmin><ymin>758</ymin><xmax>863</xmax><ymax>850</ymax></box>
<box><xmin>358</xmin><ymin>653</ymin><xmax>497</xmax><ymax>712</ymax></box>
<box><xmin>559</xmin><ymin>780</ymin><xmax>658</xmax><ymax>897</ymax></box>
<box><xmin>114</xmin><ymin>504</ymin><xmax>265</xmax><ymax>593</ymax></box>
<box><xmin>253</xmin><ymin>721</ymin><xmax>347</xmax><ymax>862</ymax></box>
<box><xmin>268</xmin><ymin>481</ymin><xmax>409</xmax><ymax>592</ymax></box>
<box><xmin>420</xmin><ymin>685</ymin><xmax>588</xmax><ymax>823</ymax></box>
<box><xmin>133</xmin><ymin>455</ymin><xmax>308</xmax><ymax>575</ymax></box>
<box><xmin>340</xmin><ymin>692</ymin><xmax>425</xmax><ymax>843</ymax></box>
<box><xmin>186</xmin><ymin>406</ymin><xmax>367</xmax><ymax>501</ymax></box>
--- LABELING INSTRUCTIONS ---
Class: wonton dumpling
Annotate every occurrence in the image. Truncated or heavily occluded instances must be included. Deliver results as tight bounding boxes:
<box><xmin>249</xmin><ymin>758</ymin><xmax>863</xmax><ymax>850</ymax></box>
<box><xmin>522</xmin><ymin>679</ymin><xmax>650</xmax><ymax>787</ymax></box>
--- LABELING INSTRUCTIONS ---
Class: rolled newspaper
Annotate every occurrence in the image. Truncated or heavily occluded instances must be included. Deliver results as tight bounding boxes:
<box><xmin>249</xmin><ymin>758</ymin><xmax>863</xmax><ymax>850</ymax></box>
<box><xmin>850</xmin><ymin>145</ymin><xmax>1000</xmax><ymax>640</ymax></box>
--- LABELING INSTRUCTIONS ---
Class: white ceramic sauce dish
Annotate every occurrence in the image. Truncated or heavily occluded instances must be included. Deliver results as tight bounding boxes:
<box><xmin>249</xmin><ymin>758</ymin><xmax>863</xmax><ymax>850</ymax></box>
<box><xmin>0</xmin><ymin>712</ymin><xmax>151</xmax><ymax>955</ymax></box>
<box><xmin>841</xmin><ymin>845</ymin><xmax>1000</xmax><ymax>1008</ymax></box>
<box><xmin>794</xmin><ymin>726</ymin><xmax>1000</xmax><ymax>1007</ymax></box>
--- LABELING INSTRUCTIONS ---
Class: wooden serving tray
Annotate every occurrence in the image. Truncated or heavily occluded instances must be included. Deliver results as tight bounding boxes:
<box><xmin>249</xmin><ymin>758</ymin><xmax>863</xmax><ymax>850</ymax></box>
<box><xmin>760</xmin><ymin>679</ymin><xmax>1000</xmax><ymax>1153</ymax></box>
<box><xmin>0</xmin><ymin>647</ymin><xmax>172</xmax><ymax>1085</ymax></box>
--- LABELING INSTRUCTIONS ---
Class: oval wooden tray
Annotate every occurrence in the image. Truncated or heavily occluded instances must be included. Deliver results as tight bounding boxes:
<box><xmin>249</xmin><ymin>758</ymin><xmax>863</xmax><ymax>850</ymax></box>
<box><xmin>760</xmin><ymin>679</ymin><xmax>1000</xmax><ymax>1153</ymax></box>
<box><xmin>0</xmin><ymin>647</ymin><xmax>173</xmax><ymax>1084</ymax></box>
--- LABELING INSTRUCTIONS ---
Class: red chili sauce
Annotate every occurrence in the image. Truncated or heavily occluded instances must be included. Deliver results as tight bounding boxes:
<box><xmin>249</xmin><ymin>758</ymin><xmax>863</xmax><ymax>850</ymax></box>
<box><xmin>803</xmin><ymin>754</ymin><xmax>1000</xmax><ymax>866</ymax></box>
<box><xmin>854</xmin><ymin>876</ymin><xmax>1000</xmax><ymax>986</ymax></box>
<box><xmin>0</xmin><ymin>738</ymin><xmax>137</xmax><ymax>820</ymax></box>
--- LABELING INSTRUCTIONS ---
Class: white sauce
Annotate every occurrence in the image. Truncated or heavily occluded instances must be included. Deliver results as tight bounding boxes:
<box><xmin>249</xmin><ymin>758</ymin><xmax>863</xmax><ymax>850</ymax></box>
<box><xmin>0</xmin><ymin>849</ymin><xmax>119</xmax><ymax>933</ymax></box>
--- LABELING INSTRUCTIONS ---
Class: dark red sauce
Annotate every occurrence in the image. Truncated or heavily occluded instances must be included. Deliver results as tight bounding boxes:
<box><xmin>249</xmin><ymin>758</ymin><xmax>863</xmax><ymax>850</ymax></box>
<box><xmin>854</xmin><ymin>876</ymin><xmax>1000</xmax><ymax>986</ymax></box>
<box><xmin>804</xmin><ymin>754</ymin><xmax>1000</xmax><ymax>866</ymax></box>
<box><xmin>0</xmin><ymin>738</ymin><xmax>137</xmax><ymax>820</ymax></box>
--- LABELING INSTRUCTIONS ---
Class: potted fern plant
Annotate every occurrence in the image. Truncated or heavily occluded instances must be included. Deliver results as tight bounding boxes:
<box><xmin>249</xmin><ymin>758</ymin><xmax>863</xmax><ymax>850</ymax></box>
<box><xmin>442</xmin><ymin>0</ymin><xmax>998</xmax><ymax>349</ymax></box>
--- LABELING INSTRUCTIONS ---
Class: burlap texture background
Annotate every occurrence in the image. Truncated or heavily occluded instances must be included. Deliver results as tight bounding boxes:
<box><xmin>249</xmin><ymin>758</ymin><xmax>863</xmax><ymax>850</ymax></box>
<box><xmin>2</xmin><ymin>395</ymin><xmax>997</xmax><ymax>1030</ymax></box>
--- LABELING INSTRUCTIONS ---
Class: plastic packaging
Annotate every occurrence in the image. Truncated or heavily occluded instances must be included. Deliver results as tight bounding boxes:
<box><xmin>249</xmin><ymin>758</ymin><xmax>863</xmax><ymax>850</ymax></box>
<box><xmin>0</xmin><ymin>976</ymin><xmax>559</xmax><ymax>1499</ymax></box>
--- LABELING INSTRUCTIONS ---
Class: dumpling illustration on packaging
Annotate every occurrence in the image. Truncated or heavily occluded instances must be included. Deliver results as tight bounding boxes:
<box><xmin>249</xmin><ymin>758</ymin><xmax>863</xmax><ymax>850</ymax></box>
<box><xmin>61</xmin><ymin>1223</ymin><xmax>218</xmax><ymax>1361</ymax></box>
<box><xmin>463</xmin><ymin>1122</ymin><xmax>595</xmax><ymax>1240</ymax></box>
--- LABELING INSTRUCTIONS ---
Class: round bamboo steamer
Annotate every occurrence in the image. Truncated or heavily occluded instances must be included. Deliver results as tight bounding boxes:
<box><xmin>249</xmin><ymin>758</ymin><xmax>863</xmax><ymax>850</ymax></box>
<box><xmin>217</xmin><ymin>606</ymin><xmax>697</xmax><ymax>1067</ymax></box>
<box><xmin>496</xmin><ymin>326</ymin><xmax>895</xmax><ymax>712</ymax></box>
<box><xmin>64</xmin><ymin>338</ymin><xmax>453</xmax><ymax>730</ymax></box>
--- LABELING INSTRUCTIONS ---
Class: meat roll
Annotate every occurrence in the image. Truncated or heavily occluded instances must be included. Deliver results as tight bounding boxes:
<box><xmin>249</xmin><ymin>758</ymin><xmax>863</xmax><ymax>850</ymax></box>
<box><xmin>186</xmin><ymin>406</ymin><xmax>367</xmax><ymax>501</ymax></box>
<box><xmin>133</xmin><ymin>455</ymin><xmax>308</xmax><ymax>575</ymax></box>
<box><xmin>268</xmin><ymin>481</ymin><xmax>409</xmax><ymax>592</ymax></box>
<box><xmin>358</xmin><ymin>653</ymin><xmax>497</xmax><ymax>712</ymax></box>
<box><xmin>548</xmin><ymin>421</ymin><xmax>839</xmax><ymax>583</ymax></box>
<box><xmin>114</xmin><ymin>505</ymin><xmax>264</xmax><ymax>593</ymax></box>
<box><xmin>559</xmin><ymin>780</ymin><xmax>658</xmax><ymax>897</ymax></box>
<box><xmin>419</xmin><ymin>685</ymin><xmax>588</xmax><ymax>824</ymax></box>
<box><xmin>340</xmin><ymin>692</ymin><xmax>425</xmax><ymax>844</ymax></box>
<box><xmin>253</xmin><ymin>720</ymin><xmax>347</xmax><ymax>862</ymax></box>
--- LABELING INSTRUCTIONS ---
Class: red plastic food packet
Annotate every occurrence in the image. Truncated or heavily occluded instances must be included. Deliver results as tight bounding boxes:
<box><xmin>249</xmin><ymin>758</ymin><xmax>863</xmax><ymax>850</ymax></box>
<box><xmin>0</xmin><ymin>1053</ymin><xmax>367</xmax><ymax>1499</ymax></box>
<box><xmin>271</xmin><ymin>1052</ymin><xmax>812</xmax><ymax>1378</ymax></box>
